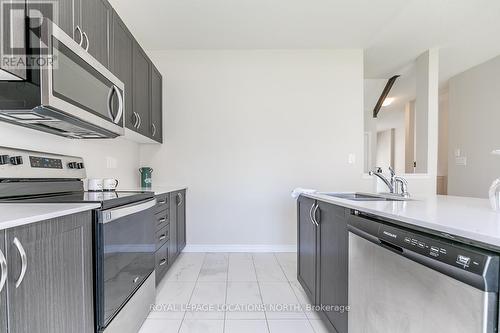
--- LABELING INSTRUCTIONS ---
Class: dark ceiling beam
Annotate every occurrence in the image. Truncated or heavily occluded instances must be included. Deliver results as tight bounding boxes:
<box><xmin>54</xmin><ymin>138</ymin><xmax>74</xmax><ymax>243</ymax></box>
<box><xmin>373</xmin><ymin>75</ymin><xmax>400</xmax><ymax>118</ymax></box>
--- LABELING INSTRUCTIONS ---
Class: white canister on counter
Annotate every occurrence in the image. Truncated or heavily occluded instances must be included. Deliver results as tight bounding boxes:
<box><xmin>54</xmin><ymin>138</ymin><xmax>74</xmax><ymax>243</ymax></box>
<box><xmin>88</xmin><ymin>178</ymin><xmax>104</xmax><ymax>192</ymax></box>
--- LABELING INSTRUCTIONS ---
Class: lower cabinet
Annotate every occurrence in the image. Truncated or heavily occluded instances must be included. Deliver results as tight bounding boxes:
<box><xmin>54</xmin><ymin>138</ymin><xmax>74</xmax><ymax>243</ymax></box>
<box><xmin>2</xmin><ymin>212</ymin><xmax>94</xmax><ymax>333</ymax></box>
<box><xmin>0</xmin><ymin>230</ymin><xmax>6</xmax><ymax>333</ymax></box>
<box><xmin>297</xmin><ymin>196</ymin><xmax>349</xmax><ymax>333</ymax></box>
<box><xmin>317</xmin><ymin>201</ymin><xmax>349</xmax><ymax>333</ymax></box>
<box><xmin>297</xmin><ymin>195</ymin><xmax>319</xmax><ymax>303</ymax></box>
<box><xmin>154</xmin><ymin>190</ymin><xmax>187</xmax><ymax>286</ymax></box>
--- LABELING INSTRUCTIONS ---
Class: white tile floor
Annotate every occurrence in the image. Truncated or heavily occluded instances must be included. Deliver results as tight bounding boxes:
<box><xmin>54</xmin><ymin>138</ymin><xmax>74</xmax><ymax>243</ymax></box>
<box><xmin>139</xmin><ymin>252</ymin><xmax>330</xmax><ymax>333</ymax></box>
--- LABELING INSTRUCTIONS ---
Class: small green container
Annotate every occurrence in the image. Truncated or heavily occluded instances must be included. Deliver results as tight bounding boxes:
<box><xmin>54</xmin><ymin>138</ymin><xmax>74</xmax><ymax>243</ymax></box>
<box><xmin>139</xmin><ymin>167</ymin><xmax>153</xmax><ymax>188</ymax></box>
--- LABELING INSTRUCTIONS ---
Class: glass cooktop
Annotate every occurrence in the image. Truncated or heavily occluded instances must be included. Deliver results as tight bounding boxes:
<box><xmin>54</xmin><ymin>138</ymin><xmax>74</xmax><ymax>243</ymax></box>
<box><xmin>1</xmin><ymin>191</ymin><xmax>154</xmax><ymax>210</ymax></box>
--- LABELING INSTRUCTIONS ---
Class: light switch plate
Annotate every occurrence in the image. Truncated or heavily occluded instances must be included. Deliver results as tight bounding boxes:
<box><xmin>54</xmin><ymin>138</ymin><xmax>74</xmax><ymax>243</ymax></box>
<box><xmin>455</xmin><ymin>156</ymin><xmax>467</xmax><ymax>166</ymax></box>
<box><xmin>106</xmin><ymin>156</ymin><xmax>118</xmax><ymax>169</ymax></box>
<box><xmin>348</xmin><ymin>153</ymin><xmax>356</xmax><ymax>164</ymax></box>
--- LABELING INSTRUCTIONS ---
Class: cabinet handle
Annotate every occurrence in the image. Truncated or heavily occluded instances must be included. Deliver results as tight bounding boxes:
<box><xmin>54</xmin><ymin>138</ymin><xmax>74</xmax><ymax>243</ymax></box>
<box><xmin>132</xmin><ymin>112</ymin><xmax>139</xmax><ymax>128</ymax></box>
<box><xmin>152</xmin><ymin>123</ymin><xmax>157</xmax><ymax>137</ymax></box>
<box><xmin>158</xmin><ymin>218</ymin><xmax>166</xmax><ymax>223</ymax></box>
<box><xmin>82</xmin><ymin>31</ymin><xmax>89</xmax><ymax>52</ymax></box>
<box><xmin>158</xmin><ymin>199</ymin><xmax>167</xmax><ymax>205</ymax></box>
<box><xmin>13</xmin><ymin>237</ymin><xmax>27</xmax><ymax>289</ymax></box>
<box><xmin>159</xmin><ymin>234</ymin><xmax>166</xmax><ymax>241</ymax></box>
<box><xmin>309</xmin><ymin>203</ymin><xmax>315</xmax><ymax>224</ymax></box>
<box><xmin>177</xmin><ymin>193</ymin><xmax>183</xmax><ymax>207</ymax></box>
<box><xmin>75</xmin><ymin>25</ymin><xmax>83</xmax><ymax>46</ymax></box>
<box><xmin>313</xmin><ymin>204</ymin><xmax>320</xmax><ymax>226</ymax></box>
<box><xmin>0</xmin><ymin>248</ymin><xmax>7</xmax><ymax>292</ymax></box>
<box><xmin>137</xmin><ymin>113</ymin><xmax>142</xmax><ymax>129</ymax></box>
<box><xmin>159</xmin><ymin>258</ymin><xmax>167</xmax><ymax>266</ymax></box>
<box><xmin>133</xmin><ymin>276</ymin><xmax>140</xmax><ymax>283</ymax></box>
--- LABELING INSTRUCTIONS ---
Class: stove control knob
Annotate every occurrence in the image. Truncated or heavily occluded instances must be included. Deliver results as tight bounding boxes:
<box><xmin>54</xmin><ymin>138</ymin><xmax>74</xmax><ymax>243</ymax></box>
<box><xmin>9</xmin><ymin>156</ymin><xmax>23</xmax><ymax>165</ymax></box>
<box><xmin>68</xmin><ymin>162</ymin><xmax>78</xmax><ymax>169</ymax></box>
<box><xmin>76</xmin><ymin>162</ymin><xmax>84</xmax><ymax>169</ymax></box>
<box><xmin>0</xmin><ymin>155</ymin><xmax>9</xmax><ymax>165</ymax></box>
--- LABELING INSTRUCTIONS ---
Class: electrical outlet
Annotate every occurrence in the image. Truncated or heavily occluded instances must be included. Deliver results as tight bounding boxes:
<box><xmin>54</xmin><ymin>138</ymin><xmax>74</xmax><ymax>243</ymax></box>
<box><xmin>106</xmin><ymin>156</ymin><xmax>117</xmax><ymax>169</ymax></box>
<box><xmin>455</xmin><ymin>156</ymin><xmax>467</xmax><ymax>166</ymax></box>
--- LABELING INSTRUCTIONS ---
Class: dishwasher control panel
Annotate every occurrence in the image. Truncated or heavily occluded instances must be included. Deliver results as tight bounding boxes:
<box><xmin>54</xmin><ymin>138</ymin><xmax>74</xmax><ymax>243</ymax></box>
<box><xmin>378</xmin><ymin>224</ymin><xmax>488</xmax><ymax>275</ymax></box>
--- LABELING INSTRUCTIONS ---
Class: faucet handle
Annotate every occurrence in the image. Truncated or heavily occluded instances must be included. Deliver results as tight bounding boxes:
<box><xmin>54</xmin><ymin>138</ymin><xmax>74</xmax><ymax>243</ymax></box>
<box><xmin>388</xmin><ymin>166</ymin><xmax>395</xmax><ymax>177</ymax></box>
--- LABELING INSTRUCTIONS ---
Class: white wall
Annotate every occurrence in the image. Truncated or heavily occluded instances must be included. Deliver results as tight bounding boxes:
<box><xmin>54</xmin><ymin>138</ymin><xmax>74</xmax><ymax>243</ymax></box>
<box><xmin>448</xmin><ymin>55</ymin><xmax>500</xmax><ymax>198</ymax></box>
<box><xmin>140</xmin><ymin>50</ymin><xmax>367</xmax><ymax>249</ymax></box>
<box><xmin>376</xmin><ymin>108</ymin><xmax>406</xmax><ymax>173</ymax></box>
<box><xmin>0</xmin><ymin>122</ymin><xmax>141</xmax><ymax>188</ymax></box>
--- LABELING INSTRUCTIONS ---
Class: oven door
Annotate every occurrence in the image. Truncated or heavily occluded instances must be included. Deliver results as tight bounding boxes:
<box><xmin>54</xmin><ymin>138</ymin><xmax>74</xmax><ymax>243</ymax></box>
<box><xmin>96</xmin><ymin>199</ymin><xmax>156</xmax><ymax>330</ymax></box>
<box><xmin>38</xmin><ymin>19</ymin><xmax>124</xmax><ymax>136</ymax></box>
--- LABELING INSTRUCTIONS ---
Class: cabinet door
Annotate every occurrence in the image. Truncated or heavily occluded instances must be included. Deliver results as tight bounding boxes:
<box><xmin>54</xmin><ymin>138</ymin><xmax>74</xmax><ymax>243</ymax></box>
<box><xmin>0</xmin><ymin>231</ymin><xmax>6</xmax><ymax>333</ymax></box>
<box><xmin>150</xmin><ymin>65</ymin><xmax>163</xmax><ymax>142</ymax></box>
<box><xmin>132</xmin><ymin>42</ymin><xmax>151</xmax><ymax>137</ymax></box>
<box><xmin>169</xmin><ymin>192</ymin><xmax>178</xmax><ymax>261</ymax></box>
<box><xmin>1</xmin><ymin>1</ymin><xmax>26</xmax><ymax>80</ymax></box>
<box><xmin>54</xmin><ymin>0</ymin><xmax>78</xmax><ymax>41</ymax></box>
<box><xmin>297</xmin><ymin>195</ymin><xmax>318</xmax><ymax>304</ymax></box>
<box><xmin>318</xmin><ymin>202</ymin><xmax>348</xmax><ymax>333</ymax></box>
<box><xmin>110</xmin><ymin>11</ymin><xmax>135</xmax><ymax>131</ymax></box>
<box><xmin>176</xmin><ymin>190</ymin><xmax>186</xmax><ymax>252</ymax></box>
<box><xmin>6</xmin><ymin>212</ymin><xmax>94</xmax><ymax>333</ymax></box>
<box><xmin>81</xmin><ymin>0</ymin><xmax>111</xmax><ymax>68</ymax></box>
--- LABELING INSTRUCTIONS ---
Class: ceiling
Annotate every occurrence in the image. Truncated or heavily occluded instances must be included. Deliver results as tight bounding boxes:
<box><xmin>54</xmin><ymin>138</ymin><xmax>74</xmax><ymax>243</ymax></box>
<box><xmin>108</xmin><ymin>0</ymin><xmax>500</xmax><ymax>82</ymax></box>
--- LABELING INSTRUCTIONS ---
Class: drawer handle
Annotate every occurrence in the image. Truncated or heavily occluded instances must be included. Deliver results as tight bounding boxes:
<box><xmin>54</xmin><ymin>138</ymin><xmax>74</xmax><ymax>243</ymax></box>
<box><xmin>159</xmin><ymin>259</ymin><xmax>167</xmax><ymax>266</ymax></box>
<box><xmin>133</xmin><ymin>276</ymin><xmax>140</xmax><ymax>284</ymax></box>
<box><xmin>159</xmin><ymin>234</ymin><xmax>166</xmax><ymax>241</ymax></box>
<box><xmin>158</xmin><ymin>200</ymin><xmax>167</xmax><ymax>204</ymax></box>
<box><xmin>158</xmin><ymin>218</ymin><xmax>166</xmax><ymax>223</ymax></box>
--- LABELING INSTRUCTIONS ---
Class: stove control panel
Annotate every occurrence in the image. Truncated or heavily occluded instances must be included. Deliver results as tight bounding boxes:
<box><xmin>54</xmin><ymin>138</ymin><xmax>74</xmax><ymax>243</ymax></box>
<box><xmin>0</xmin><ymin>146</ymin><xmax>86</xmax><ymax>179</ymax></box>
<box><xmin>30</xmin><ymin>156</ymin><xmax>62</xmax><ymax>169</ymax></box>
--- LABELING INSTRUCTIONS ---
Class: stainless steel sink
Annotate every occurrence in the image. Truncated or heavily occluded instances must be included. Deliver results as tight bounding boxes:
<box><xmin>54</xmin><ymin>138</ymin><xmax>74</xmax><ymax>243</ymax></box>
<box><xmin>320</xmin><ymin>192</ymin><xmax>410</xmax><ymax>202</ymax></box>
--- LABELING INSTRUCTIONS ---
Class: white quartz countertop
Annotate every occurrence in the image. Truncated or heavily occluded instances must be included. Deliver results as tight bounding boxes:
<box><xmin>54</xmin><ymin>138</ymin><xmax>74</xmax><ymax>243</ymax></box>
<box><xmin>0</xmin><ymin>203</ymin><xmax>100</xmax><ymax>230</ymax></box>
<box><xmin>120</xmin><ymin>185</ymin><xmax>187</xmax><ymax>195</ymax></box>
<box><xmin>303</xmin><ymin>192</ymin><xmax>500</xmax><ymax>251</ymax></box>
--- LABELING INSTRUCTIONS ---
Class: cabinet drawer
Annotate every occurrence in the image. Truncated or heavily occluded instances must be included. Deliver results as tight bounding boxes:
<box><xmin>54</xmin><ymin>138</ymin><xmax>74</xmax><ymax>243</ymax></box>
<box><xmin>155</xmin><ymin>241</ymin><xmax>169</xmax><ymax>285</ymax></box>
<box><xmin>155</xmin><ymin>210</ymin><xmax>168</xmax><ymax>230</ymax></box>
<box><xmin>155</xmin><ymin>224</ymin><xmax>169</xmax><ymax>250</ymax></box>
<box><xmin>155</xmin><ymin>194</ymin><xmax>169</xmax><ymax>213</ymax></box>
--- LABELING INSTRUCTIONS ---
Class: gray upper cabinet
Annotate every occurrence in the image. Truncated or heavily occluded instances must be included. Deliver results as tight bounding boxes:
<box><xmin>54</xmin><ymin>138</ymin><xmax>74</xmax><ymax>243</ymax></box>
<box><xmin>0</xmin><ymin>1</ymin><xmax>26</xmax><ymax>80</ymax></box>
<box><xmin>150</xmin><ymin>65</ymin><xmax>163</xmax><ymax>142</ymax></box>
<box><xmin>0</xmin><ymin>231</ymin><xmax>6</xmax><ymax>333</ymax></box>
<box><xmin>52</xmin><ymin>0</ymin><xmax>81</xmax><ymax>43</ymax></box>
<box><xmin>317</xmin><ymin>202</ymin><xmax>349</xmax><ymax>333</ymax></box>
<box><xmin>297</xmin><ymin>195</ymin><xmax>318</xmax><ymax>304</ymax></box>
<box><xmin>5</xmin><ymin>212</ymin><xmax>94</xmax><ymax>333</ymax></box>
<box><xmin>132</xmin><ymin>42</ymin><xmax>151</xmax><ymax>137</ymax></box>
<box><xmin>110</xmin><ymin>10</ymin><xmax>135</xmax><ymax>131</ymax></box>
<box><xmin>81</xmin><ymin>0</ymin><xmax>111</xmax><ymax>68</ymax></box>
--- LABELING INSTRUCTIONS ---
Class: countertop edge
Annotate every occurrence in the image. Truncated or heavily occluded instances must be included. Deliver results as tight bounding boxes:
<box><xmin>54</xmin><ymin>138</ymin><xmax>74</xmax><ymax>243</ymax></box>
<box><xmin>301</xmin><ymin>192</ymin><xmax>500</xmax><ymax>252</ymax></box>
<box><xmin>121</xmin><ymin>186</ymin><xmax>188</xmax><ymax>195</ymax></box>
<box><xmin>0</xmin><ymin>203</ymin><xmax>100</xmax><ymax>231</ymax></box>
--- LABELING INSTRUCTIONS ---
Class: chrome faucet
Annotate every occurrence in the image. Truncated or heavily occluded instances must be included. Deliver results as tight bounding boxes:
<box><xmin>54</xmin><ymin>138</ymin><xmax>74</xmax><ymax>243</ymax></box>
<box><xmin>369</xmin><ymin>167</ymin><xmax>410</xmax><ymax>197</ymax></box>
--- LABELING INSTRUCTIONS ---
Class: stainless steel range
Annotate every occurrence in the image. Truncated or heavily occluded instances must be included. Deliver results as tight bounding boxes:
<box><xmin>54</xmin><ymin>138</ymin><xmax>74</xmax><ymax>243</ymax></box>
<box><xmin>0</xmin><ymin>146</ymin><xmax>156</xmax><ymax>333</ymax></box>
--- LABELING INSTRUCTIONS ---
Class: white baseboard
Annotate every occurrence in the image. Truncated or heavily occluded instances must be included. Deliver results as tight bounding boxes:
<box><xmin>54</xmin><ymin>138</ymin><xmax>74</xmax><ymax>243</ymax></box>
<box><xmin>183</xmin><ymin>244</ymin><xmax>296</xmax><ymax>253</ymax></box>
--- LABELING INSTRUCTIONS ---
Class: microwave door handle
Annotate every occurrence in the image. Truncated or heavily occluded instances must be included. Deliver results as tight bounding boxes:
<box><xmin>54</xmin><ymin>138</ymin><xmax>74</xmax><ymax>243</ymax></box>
<box><xmin>107</xmin><ymin>86</ymin><xmax>124</xmax><ymax>124</ymax></box>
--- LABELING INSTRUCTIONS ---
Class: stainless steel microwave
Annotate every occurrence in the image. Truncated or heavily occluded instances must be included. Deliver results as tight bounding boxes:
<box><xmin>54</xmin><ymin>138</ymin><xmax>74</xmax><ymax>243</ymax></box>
<box><xmin>0</xmin><ymin>18</ymin><xmax>124</xmax><ymax>139</ymax></box>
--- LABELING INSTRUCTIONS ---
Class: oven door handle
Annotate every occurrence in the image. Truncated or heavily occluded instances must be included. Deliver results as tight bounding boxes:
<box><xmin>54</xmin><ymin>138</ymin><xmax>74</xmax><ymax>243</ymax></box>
<box><xmin>100</xmin><ymin>199</ymin><xmax>156</xmax><ymax>224</ymax></box>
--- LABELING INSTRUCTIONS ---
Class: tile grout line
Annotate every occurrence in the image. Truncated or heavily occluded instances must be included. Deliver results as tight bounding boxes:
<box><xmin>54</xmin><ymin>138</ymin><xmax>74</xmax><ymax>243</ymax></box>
<box><xmin>178</xmin><ymin>252</ymin><xmax>207</xmax><ymax>333</ymax></box>
<box><xmin>253</xmin><ymin>253</ymin><xmax>271</xmax><ymax>333</ymax></box>
<box><xmin>274</xmin><ymin>253</ymin><xmax>317</xmax><ymax>332</ymax></box>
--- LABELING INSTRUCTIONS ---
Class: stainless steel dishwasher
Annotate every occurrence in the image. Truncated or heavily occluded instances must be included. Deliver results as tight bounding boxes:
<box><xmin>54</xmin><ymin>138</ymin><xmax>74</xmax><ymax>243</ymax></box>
<box><xmin>348</xmin><ymin>211</ymin><xmax>499</xmax><ymax>333</ymax></box>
